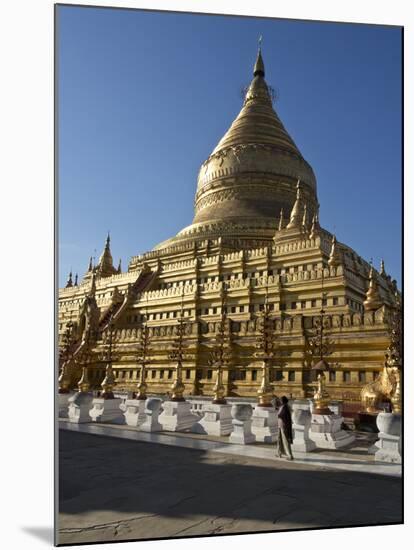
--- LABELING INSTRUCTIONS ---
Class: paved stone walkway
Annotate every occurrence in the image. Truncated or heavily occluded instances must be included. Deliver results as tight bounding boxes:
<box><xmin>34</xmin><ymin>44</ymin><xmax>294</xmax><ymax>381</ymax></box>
<box><xmin>58</xmin><ymin>430</ymin><xmax>402</xmax><ymax>545</ymax></box>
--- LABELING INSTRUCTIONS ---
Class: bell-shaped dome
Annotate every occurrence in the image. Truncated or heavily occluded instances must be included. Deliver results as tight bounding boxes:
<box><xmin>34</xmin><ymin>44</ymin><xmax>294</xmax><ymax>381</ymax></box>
<box><xmin>155</xmin><ymin>47</ymin><xmax>318</xmax><ymax>249</ymax></box>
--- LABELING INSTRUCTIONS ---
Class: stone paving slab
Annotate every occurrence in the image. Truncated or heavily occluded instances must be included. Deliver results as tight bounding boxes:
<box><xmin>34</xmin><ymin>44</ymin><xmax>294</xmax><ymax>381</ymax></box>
<box><xmin>59</xmin><ymin>419</ymin><xmax>401</xmax><ymax>477</ymax></box>
<box><xmin>57</xmin><ymin>430</ymin><xmax>402</xmax><ymax>545</ymax></box>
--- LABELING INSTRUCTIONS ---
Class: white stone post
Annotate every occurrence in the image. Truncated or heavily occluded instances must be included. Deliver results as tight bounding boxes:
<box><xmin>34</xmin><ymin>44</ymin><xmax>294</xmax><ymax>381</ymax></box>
<box><xmin>251</xmin><ymin>405</ymin><xmax>278</xmax><ymax>443</ymax></box>
<box><xmin>291</xmin><ymin>398</ymin><xmax>312</xmax><ymax>413</ymax></box>
<box><xmin>158</xmin><ymin>400</ymin><xmax>199</xmax><ymax>432</ymax></box>
<box><xmin>374</xmin><ymin>412</ymin><xmax>401</xmax><ymax>464</ymax></box>
<box><xmin>58</xmin><ymin>391</ymin><xmax>75</xmax><ymax>418</ymax></box>
<box><xmin>192</xmin><ymin>403</ymin><xmax>233</xmax><ymax>436</ymax></box>
<box><xmin>327</xmin><ymin>400</ymin><xmax>343</xmax><ymax>416</ymax></box>
<box><xmin>292</xmin><ymin>409</ymin><xmax>316</xmax><ymax>452</ymax></box>
<box><xmin>310</xmin><ymin>412</ymin><xmax>355</xmax><ymax>449</ymax></box>
<box><xmin>140</xmin><ymin>398</ymin><xmax>163</xmax><ymax>432</ymax></box>
<box><xmin>67</xmin><ymin>392</ymin><xmax>94</xmax><ymax>424</ymax></box>
<box><xmin>229</xmin><ymin>403</ymin><xmax>256</xmax><ymax>445</ymax></box>
<box><xmin>123</xmin><ymin>399</ymin><xmax>147</xmax><ymax>427</ymax></box>
<box><xmin>89</xmin><ymin>397</ymin><xmax>124</xmax><ymax>423</ymax></box>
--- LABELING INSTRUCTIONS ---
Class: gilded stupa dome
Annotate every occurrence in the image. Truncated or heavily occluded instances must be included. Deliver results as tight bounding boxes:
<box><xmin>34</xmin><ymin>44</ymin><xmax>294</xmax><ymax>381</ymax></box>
<box><xmin>155</xmin><ymin>47</ymin><xmax>318</xmax><ymax>249</ymax></box>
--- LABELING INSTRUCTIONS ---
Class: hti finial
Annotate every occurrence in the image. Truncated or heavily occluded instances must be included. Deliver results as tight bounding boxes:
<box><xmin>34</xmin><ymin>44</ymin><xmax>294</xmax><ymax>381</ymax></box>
<box><xmin>368</xmin><ymin>259</ymin><xmax>374</xmax><ymax>279</ymax></box>
<box><xmin>253</xmin><ymin>37</ymin><xmax>265</xmax><ymax>77</ymax></box>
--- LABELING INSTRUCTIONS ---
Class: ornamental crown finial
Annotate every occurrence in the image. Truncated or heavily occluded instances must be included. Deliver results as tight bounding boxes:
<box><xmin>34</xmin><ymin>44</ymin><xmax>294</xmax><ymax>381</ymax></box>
<box><xmin>253</xmin><ymin>38</ymin><xmax>265</xmax><ymax>77</ymax></box>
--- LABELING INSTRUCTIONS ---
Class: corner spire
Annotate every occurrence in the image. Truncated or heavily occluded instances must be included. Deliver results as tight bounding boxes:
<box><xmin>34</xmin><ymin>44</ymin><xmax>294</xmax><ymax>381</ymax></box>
<box><xmin>286</xmin><ymin>180</ymin><xmax>303</xmax><ymax>229</ymax></box>
<box><xmin>328</xmin><ymin>235</ymin><xmax>342</xmax><ymax>267</ymax></box>
<box><xmin>278</xmin><ymin>208</ymin><xmax>285</xmax><ymax>231</ymax></box>
<box><xmin>65</xmin><ymin>271</ymin><xmax>73</xmax><ymax>288</ymax></box>
<box><xmin>363</xmin><ymin>265</ymin><xmax>383</xmax><ymax>311</ymax></box>
<box><xmin>253</xmin><ymin>37</ymin><xmax>265</xmax><ymax>77</ymax></box>
<box><xmin>301</xmin><ymin>203</ymin><xmax>309</xmax><ymax>232</ymax></box>
<box><xmin>96</xmin><ymin>233</ymin><xmax>117</xmax><ymax>278</ymax></box>
<box><xmin>90</xmin><ymin>271</ymin><xmax>96</xmax><ymax>296</ymax></box>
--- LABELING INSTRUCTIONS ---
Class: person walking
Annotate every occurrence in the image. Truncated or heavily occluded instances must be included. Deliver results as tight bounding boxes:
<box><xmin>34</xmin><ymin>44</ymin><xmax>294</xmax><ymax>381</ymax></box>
<box><xmin>276</xmin><ymin>395</ymin><xmax>294</xmax><ymax>460</ymax></box>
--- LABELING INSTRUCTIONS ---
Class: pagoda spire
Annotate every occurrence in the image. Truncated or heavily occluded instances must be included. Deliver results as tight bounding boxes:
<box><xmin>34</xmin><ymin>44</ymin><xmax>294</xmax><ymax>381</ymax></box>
<box><xmin>328</xmin><ymin>235</ymin><xmax>342</xmax><ymax>267</ymax></box>
<box><xmin>253</xmin><ymin>37</ymin><xmax>265</xmax><ymax>77</ymax></box>
<box><xmin>278</xmin><ymin>208</ymin><xmax>285</xmax><ymax>231</ymax></box>
<box><xmin>309</xmin><ymin>215</ymin><xmax>317</xmax><ymax>239</ymax></box>
<box><xmin>74</xmin><ymin>273</ymin><xmax>78</xmax><ymax>286</ymax></box>
<box><xmin>301</xmin><ymin>203</ymin><xmax>309</xmax><ymax>232</ymax></box>
<box><xmin>96</xmin><ymin>232</ymin><xmax>117</xmax><ymax>278</ymax></box>
<box><xmin>117</xmin><ymin>258</ymin><xmax>122</xmax><ymax>274</ymax></box>
<box><xmin>90</xmin><ymin>271</ymin><xmax>96</xmax><ymax>297</ymax></box>
<box><xmin>65</xmin><ymin>271</ymin><xmax>73</xmax><ymax>288</ymax></box>
<box><xmin>363</xmin><ymin>265</ymin><xmax>383</xmax><ymax>311</ymax></box>
<box><xmin>88</xmin><ymin>256</ymin><xmax>93</xmax><ymax>272</ymax></box>
<box><xmin>286</xmin><ymin>180</ymin><xmax>303</xmax><ymax>229</ymax></box>
<box><xmin>309</xmin><ymin>205</ymin><xmax>321</xmax><ymax>240</ymax></box>
<box><xmin>380</xmin><ymin>259</ymin><xmax>386</xmax><ymax>277</ymax></box>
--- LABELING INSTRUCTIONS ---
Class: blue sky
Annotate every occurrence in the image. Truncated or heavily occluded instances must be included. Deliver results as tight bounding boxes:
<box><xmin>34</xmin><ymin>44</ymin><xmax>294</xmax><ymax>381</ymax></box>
<box><xmin>57</xmin><ymin>6</ymin><xmax>402</xmax><ymax>288</ymax></box>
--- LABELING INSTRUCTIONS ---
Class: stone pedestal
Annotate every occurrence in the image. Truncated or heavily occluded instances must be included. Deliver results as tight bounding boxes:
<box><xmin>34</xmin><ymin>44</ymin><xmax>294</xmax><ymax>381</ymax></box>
<box><xmin>251</xmin><ymin>406</ymin><xmax>278</xmax><ymax>443</ymax></box>
<box><xmin>89</xmin><ymin>398</ymin><xmax>124</xmax><ymax>423</ymax></box>
<box><xmin>292</xmin><ymin>409</ymin><xmax>316</xmax><ymax>452</ymax></box>
<box><xmin>310</xmin><ymin>413</ymin><xmax>355</xmax><ymax>449</ymax></box>
<box><xmin>367</xmin><ymin>440</ymin><xmax>380</xmax><ymax>455</ymax></box>
<box><xmin>292</xmin><ymin>399</ymin><xmax>347</xmax><ymax>417</ymax></box>
<box><xmin>229</xmin><ymin>404</ymin><xmax>256</xmax><ymax>445</ymax></box>
<box><xmin>328</xmin><ymin>400</ymin><xmax>343</xmax><ymax>416</ymax></box>
<box><xmin>375</xmin><ymin>412</ymin><xmax>401</xmax><ymax>464</ymax></box>
<box><xmin>291</xmin><ymin>399</ymin><xmax>312</xmax><ymax>413</ymax></box>
<box><xmin>123</xmin><ymin>399</ymin><xmax>146</xmax><ymax>427</ymax></box>
<box><xmin>67</xmin><ymin>392</ymin><xmax>94</xmax><ymax>423</ymax></box>
<box><xmin>58</xmin><ymin>391</ymin><xmax>75</xmax><ymax>418</ymax></box>
<box><xmin>192</xmin><ymin>403</ymin><xmax>233</xmax><ymax>436</ymax></box>
<box><xmin>159</xmin><ymin>400</ymin><xmax>198</xmax><ymax>432</ymax></box>
<box><xmin>140</xmin><ymin>398</ymin><xmax>163</xmax><ymax>432</ymax></box>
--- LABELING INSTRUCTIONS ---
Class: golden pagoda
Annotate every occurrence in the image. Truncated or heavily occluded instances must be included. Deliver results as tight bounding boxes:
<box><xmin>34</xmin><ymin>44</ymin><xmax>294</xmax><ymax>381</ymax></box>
<box><xmin>58</xmin><ymin>47</ymin><xmax>400</xmax><ymax>405</ymax></box>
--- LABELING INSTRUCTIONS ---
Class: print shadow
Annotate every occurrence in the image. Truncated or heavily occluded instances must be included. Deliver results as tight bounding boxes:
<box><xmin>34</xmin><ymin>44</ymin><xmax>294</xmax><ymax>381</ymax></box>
<box><xmin>58</xmin><ymin>430</ymin><xmax>402</xmax><ymax>544</ymax></box>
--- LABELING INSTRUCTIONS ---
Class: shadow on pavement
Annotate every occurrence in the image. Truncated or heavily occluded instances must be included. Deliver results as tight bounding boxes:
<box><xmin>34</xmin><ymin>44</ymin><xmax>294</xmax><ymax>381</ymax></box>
<box><xmin>58</xmin><ymin>430</ymin><xmax>402</xmax><ymax>545</ymax></box>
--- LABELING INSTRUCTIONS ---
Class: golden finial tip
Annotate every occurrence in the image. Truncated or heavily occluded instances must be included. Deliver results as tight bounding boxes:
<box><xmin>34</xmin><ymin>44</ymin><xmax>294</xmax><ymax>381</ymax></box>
<box><xmin>253</xmin><ymin>40</ymin><xmax>265</xmax><ymax>77</ymax></box>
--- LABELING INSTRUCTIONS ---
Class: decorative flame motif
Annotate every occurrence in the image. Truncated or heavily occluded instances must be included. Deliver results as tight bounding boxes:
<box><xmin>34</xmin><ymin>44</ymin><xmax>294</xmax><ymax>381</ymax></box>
<box><xmin>254</xmin><ymin>290</ymin><xmax>276</xmax><ymax>407</ymax></box>
<box><xmin>387</xmin><ymin>292</ymin><xmax>402</xmax><ymax>413</ymax></box>
<box><xmin>208</xmin><ymin>289</ymin><xmax>231</xmax><ymax>404</ymax></box>
<box><xmin>306</xmin><ymin>271</ymin><xmax>336</xmax><ymax>412</ymax></box>
<box><xmin>135</xmin><ymin>322</ymin><xmax>152</xmax><ymax>400</ymax></box>
<box><xmin>58</xmin><ymin>321</ymin><xmax>75</xmax><ymax>393</ymax></box>
<box><xmin>99</xmin><ymin>317</ymin><xmax>118</xmax><ymax>399</ymax></box>
<box><xmin>168</xmin><ymin>295</ymin><xmax>188</xmax><ymax>401</ymax></box>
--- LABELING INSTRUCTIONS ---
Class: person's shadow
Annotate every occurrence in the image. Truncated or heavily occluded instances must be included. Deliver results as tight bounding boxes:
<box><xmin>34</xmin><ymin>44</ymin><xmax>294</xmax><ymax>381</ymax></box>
<box><xmin>21</xmin><ymin>527</ymin><xmax>54</xmax><ymax>545</ymax></box>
